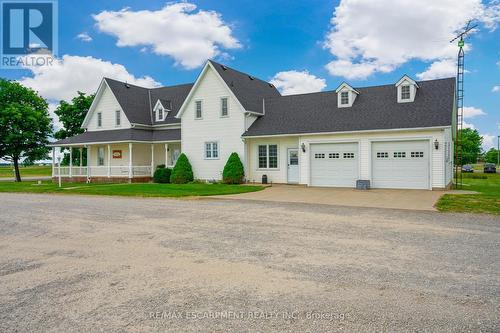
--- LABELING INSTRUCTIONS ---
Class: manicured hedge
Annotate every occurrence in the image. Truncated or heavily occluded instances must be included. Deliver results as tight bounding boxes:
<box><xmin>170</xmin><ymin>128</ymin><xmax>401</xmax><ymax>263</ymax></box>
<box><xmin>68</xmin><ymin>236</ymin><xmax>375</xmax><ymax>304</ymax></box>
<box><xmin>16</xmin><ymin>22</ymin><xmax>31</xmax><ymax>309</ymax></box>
<box><xmin>222</xmin><ymin>152</ymin><xmax>245</xmax><ymax>184</ymax></box>
<box><xmin>170</xmin><ymin>153</ymin><xmax>194</xmax><ymax>184</ymax></box>
<box><xmin>153</xmin><ymin>165</ymin><xmax>171</xmax><ymax>183</ymax></box>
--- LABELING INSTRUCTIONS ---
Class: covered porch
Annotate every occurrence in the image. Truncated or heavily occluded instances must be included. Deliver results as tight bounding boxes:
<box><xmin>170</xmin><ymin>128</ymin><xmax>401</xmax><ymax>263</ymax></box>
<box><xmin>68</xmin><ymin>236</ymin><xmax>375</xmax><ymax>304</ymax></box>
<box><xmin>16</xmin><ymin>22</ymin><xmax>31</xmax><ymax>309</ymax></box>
<box><xmin>50</xmin><ymin>128</ymin><xmax>181</xmax><ymax>182</ymax></box>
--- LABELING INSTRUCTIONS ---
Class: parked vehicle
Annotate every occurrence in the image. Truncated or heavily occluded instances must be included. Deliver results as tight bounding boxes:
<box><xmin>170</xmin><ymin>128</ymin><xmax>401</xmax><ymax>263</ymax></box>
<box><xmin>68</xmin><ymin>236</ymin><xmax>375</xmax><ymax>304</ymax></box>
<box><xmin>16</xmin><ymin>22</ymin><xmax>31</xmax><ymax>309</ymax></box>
<box><xmin>461</xmin><ymin>165</ymin><xmax>474</xmax><ymax>173</ymax></box>
<box><xmin>484</xmin><ymin>163</ymin><xmax>497</xmax><ymax>173</ymax></box>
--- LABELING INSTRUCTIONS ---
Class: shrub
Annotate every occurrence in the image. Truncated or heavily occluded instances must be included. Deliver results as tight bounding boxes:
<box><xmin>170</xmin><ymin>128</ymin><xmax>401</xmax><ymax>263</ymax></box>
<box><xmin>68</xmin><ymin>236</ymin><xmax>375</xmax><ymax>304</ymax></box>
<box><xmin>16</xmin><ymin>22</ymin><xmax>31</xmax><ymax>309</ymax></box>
<box><xmin>462</xmin><ymin>173</ymin><xmax>487</xmax><ymax>179</ymax></box>
<box><xmin>170</xmin><ymin>153</ymin><xmax>194</xmax><ymax>184</ymax></box>
<box><xmin>153</xmin><ymin>165</ymin><xmax>171</xmax><ymax>183</ymax></box>
<box><xmin>222</xmin><ymin>152</ymin><xmax>245</xmax><ymax>184</ymax></box>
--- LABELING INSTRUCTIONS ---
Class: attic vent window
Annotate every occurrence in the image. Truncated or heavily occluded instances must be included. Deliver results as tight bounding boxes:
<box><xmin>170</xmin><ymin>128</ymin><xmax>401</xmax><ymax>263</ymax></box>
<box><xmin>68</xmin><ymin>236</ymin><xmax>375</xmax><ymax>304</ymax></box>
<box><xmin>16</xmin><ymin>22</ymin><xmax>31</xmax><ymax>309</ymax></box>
<box><xmin>401</xmin><ymin>85</ymin><xmax>410</xmax><ymax>100</ymax></box>
<box><xmin>340</xmin><ymin>91</ymin><xmax>349</xmax><ymax>105</ymax></box>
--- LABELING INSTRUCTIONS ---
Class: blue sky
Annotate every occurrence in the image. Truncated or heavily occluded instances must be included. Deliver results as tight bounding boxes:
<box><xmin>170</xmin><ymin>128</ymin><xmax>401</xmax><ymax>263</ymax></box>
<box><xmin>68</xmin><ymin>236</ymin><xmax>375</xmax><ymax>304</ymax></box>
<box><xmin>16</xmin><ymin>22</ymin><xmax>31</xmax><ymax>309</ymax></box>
<box><xmin>1</xmin><ymin>0</ymin><xmax>499</xmax><ymax>149</ymax></box>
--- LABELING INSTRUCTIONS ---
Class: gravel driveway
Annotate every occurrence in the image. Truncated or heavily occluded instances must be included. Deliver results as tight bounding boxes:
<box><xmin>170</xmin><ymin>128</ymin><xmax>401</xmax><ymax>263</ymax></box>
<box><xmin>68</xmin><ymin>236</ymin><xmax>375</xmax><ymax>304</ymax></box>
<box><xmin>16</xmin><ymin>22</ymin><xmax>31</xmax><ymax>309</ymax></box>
<box><xmin>0</xmin><ymin>193</ymin><xmax>499</xmax><ymax>332</ymax></box>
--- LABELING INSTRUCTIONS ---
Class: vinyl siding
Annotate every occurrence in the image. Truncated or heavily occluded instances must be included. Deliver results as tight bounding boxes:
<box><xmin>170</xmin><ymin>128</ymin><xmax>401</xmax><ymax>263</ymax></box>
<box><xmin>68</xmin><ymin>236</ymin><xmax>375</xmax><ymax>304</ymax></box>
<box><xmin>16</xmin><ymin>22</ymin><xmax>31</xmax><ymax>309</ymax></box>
<box><xmin>86</xmin><ymin>84</ymin><xmax>131</xmax><ymax>131</ymax></box>
<box><xmin>181</xmin><ymin>67</ymin><xmax>246</xmax><ymax>180</ymax></box>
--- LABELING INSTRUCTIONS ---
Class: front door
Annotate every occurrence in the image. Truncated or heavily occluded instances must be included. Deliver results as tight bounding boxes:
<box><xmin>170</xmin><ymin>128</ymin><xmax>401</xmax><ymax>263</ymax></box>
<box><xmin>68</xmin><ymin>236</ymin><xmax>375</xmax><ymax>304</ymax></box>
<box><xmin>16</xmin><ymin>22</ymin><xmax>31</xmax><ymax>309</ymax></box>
<box><xmin>287</xmin><ymin>148</ymin><xmax>299</xmax><ymax>183</ymax></box>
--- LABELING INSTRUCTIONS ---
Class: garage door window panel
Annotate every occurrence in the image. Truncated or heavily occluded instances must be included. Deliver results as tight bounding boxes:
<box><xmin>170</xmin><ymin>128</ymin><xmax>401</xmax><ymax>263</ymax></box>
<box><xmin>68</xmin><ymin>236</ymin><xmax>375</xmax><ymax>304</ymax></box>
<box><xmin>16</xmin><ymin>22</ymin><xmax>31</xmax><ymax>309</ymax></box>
<box><xmin>329</xmin><ymin>153</ymin><xmax>339</xmax><ymax>159</ymax></box>
<box><xmin>377</xmin><ymin>152</ymin><xmax>389</xmax><ymax>158</ymax></box>
<box><xmin>343</xmin><ymin>152</ymin><xmax>355</xmax><ymax>159</ymax></box>
<box><xmin>394</xmin><ymin>152</ymin><xmax>406</xmax><ymax>158</ymax></box>
<box><xmin>411</xmin><ymin>151</ymin><xmax>424</xmax><ymax>158</ymax></box>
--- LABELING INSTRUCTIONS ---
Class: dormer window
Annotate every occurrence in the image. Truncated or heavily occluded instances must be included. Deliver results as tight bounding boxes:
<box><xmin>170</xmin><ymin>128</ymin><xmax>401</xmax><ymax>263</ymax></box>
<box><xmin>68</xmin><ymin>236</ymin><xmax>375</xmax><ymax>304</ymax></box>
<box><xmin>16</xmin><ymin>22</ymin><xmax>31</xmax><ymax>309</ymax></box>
<box><xmin>396</xmin><ymin>75</ymin><xmax>419</xmax><ymax>103</ymax></box>
<box><xmin>153</xmin><ymin>99</ymin><xmax>171</xmax><ymax>122</ymax></box>
<box><xmin>335</xmin><ymin>82</ymin><xmax>359</xmax><ymax>108</ymax></box>
<box><xmin>340</xmin><ymin>91</ymin><xmax>349</xmax><ymax>105</ymax></box>
<box><xmin>158</xmin><ymin>107</ymin><xmax>163</xmax><ymax>121</ymax></box>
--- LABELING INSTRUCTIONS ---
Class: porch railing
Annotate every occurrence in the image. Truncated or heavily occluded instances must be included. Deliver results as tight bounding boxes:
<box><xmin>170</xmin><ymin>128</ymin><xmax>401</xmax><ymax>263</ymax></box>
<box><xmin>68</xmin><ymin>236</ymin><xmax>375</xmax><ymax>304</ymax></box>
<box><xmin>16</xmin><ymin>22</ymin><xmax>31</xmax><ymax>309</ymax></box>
<box><xmin>53</xmin><ymin>166</ymin><xmax>152</xmax><ymax>178</ymax></box>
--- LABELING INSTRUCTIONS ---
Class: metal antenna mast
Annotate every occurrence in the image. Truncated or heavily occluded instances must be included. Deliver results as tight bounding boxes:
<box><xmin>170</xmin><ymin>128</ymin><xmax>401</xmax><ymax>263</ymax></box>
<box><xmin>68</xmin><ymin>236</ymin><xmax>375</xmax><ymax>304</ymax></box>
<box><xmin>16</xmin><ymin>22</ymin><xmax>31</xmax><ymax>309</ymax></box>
<box><xmin>450</xmin><ymin>20</ymin><xmax>477</xmax><ymax>189</ymax></box>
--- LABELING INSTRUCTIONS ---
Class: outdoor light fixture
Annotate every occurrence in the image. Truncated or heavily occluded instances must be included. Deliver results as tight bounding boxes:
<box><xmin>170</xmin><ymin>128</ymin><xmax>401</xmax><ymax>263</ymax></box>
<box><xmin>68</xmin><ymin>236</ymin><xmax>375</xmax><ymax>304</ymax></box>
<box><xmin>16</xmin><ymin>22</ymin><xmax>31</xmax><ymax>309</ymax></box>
<box><xmin>434</xmin><ymin>139</ymin><xmax>439</xmax><ymax>150</ymax></box>
<box><xmin>301</xmin><ymin>143</ymin><xmax>306</xmax><ymax>153</ymax></box>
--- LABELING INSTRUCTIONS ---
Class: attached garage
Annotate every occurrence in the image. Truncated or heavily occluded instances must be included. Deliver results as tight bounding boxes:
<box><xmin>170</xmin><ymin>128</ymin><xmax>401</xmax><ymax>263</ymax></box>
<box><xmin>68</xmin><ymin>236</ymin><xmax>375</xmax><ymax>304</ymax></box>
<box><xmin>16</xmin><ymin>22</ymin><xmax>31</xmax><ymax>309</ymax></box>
<box><xmin>310</xmin><ymin>142</ymin><xmax>359</xmax><ymax>187</ymax></box>
<box><xmin>371</xmin><ymin>140</ymin><xmax>430</xmax><ymax>189</ymax></box>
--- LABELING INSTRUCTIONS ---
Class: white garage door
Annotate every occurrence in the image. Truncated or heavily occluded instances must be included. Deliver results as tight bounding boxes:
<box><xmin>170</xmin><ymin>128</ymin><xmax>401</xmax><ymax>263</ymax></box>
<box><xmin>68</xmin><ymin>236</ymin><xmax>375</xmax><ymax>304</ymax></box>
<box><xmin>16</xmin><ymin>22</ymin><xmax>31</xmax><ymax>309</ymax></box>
<box><xmin>372</xmin><ymin>140</ymin><xmax>430</xmax><ymax>189</ymax></box>
<box><xmin>310</xmin><ymin>142</ymin><xmax>359</xmax><ymax>187</ymax></box>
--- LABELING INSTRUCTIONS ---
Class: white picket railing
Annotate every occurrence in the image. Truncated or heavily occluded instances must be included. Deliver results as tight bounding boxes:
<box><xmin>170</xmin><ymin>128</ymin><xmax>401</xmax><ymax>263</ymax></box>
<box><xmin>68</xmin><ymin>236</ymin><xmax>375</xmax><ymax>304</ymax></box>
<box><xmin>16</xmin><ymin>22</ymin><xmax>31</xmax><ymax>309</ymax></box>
<box><xmin>53</xmin><ymin>166</ymin><xmax>151</xmax><ymax>177</ymax></box>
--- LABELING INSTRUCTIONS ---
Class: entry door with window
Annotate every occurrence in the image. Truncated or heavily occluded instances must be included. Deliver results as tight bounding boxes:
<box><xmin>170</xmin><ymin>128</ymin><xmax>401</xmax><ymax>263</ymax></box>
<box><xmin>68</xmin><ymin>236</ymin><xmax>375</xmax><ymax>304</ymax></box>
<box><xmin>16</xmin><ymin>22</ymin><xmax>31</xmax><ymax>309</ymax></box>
<box><xmin>287</xmin><ymin>149</ymin><xmax>299</xmax><ymax>183</ymax></box>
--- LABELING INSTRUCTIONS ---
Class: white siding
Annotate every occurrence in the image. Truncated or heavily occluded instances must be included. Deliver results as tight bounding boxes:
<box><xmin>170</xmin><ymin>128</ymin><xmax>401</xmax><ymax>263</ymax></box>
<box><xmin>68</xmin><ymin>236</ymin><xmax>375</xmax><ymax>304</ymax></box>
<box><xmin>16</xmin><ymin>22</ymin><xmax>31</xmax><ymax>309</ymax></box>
<box><xmin>246</xmin><ymin>128</ymin><xmax>450</xmax><ymax>189</ymax></box>
<box><xmin>180</xmin><ymin>67</ymin><xmax>246</xmax><ymax>180</ymax></box>
<box><xmin>86</xmin><ymin>84</ymin><xmax>130</xmax><ymax>131</ymax></box>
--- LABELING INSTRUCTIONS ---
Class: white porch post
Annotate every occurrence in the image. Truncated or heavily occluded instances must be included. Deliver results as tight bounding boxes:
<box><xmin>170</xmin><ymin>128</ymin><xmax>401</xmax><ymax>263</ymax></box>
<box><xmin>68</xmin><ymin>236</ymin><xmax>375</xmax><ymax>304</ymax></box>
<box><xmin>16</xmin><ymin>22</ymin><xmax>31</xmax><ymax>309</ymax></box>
<box><xmin>87</xmin><ymin>145</ymin><xmax>91</xmax><ymax>181</ymax></box>
<box><xmin>107</xmin><ymin>144</ymin><xmax>111</xmax><ymax>178</ymax></box>
<box><xmin>128</xmin><ymin>143</ymin><xmax>133</xmax><ymax>179</ymax></box>
<box><xmin>79</xmin><ymin>147</ymin><xmax>83</xmax><ymax>173</ymax></box>
<box><xmin>151</xmin><ymin>144</ymin><xmax>154</xmax><ymax>177</ymax></box>
<box><xmin>164</xmin><ymin>143</ymin><xmax>169</xmax><ymax>167</ymax></box>
<box><xmin>69</xmin><ymin>148</ymin><xmax>73</xmax><ymax>178</ymax></box>
<box><xmin>52</xmin><ymin>147</ymin><xmax>55</xmax><ymax>177</ymax></box>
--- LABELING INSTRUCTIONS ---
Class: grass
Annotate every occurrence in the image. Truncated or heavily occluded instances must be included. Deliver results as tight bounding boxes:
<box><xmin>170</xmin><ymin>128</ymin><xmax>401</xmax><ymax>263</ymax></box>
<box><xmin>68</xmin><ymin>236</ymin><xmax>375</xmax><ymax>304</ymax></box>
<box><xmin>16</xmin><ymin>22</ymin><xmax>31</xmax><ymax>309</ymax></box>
<box><xmin>0</xmin><ymin>181</ymin><xmax>264</xmax><ymax>198</ymax></box>
<box><xmin>436</xmin><ymin>173</ymin><xmax>500</xmax><ymax>215</ymax></box>
<box><xmin>0</xmin><ymin>165</ymin><xmax>52</xmax><ymax>178</ymax></box>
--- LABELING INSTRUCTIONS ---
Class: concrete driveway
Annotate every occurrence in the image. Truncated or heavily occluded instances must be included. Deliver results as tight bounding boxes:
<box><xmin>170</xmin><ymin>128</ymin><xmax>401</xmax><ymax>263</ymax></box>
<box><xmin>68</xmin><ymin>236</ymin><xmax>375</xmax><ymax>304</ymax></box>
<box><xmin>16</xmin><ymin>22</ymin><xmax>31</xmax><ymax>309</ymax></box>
<box><xmin>0</xmin><ymin>193</ymin><xmax>498</xmax><ymax>332</ymax></box>
<box><xmin>216</xmin><ymin>185</ymin><xmax>447</xmax><ymax>211</ymax></box>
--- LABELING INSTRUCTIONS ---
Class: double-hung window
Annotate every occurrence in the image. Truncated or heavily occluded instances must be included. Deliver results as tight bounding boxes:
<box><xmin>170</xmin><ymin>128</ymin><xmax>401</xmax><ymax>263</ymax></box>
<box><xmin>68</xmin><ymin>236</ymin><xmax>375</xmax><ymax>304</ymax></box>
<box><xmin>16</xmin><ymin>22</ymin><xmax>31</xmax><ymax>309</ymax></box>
<box><xmin>221</xmin><ymin>97</ymin><xmax>228</xmax><ymax>117</ymax></box>
<box><xmin>340</xmin><ymin>91</ymin><xmax>349</xmax><ymax>105</ymax></box>
<box><xmin>158</xmin><ymin>107</ymin><xmax>163</xmax><ymax>121</ymax></box>
<box><xmin>115</xmin><ymin>110</ymin><xmax>121</xmax><ymax>126</ymax></box>
<box><xmin>205</xmin><ymin>142</ymin><xmax>219</xmax><ymax>159</ymax></box>
<box><xmin>97</xmin><ymin>147</ymin><xmax>105</xmax><ymax>166</ymax></box>
<box><xmin>97</xmin><ymin>112</ymin><xmax>102</xmax><ymax>127</ymax></box>
<box><xmin>258</xmin><ymin>144</ymin><xmax>278</xmax><ymax>169</ymax></box>
<box><xmin>195</xmin><ymin>100</ymin><xmax>202</xmax><ymax>119</ymax></box>
<box><xmin>401</xmin><ymin>85</ymin><xmax>410</xmax><ymax>100</ymax></box>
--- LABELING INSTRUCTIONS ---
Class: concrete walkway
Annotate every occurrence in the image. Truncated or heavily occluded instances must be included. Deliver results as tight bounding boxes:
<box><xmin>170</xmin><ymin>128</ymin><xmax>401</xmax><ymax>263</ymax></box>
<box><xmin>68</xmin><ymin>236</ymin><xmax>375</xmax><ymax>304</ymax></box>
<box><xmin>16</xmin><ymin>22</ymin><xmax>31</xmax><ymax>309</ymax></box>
<box><xmin>214</xmin><ymin>185</ymin><xmax>454</xmax><ymax>211</ymax></box>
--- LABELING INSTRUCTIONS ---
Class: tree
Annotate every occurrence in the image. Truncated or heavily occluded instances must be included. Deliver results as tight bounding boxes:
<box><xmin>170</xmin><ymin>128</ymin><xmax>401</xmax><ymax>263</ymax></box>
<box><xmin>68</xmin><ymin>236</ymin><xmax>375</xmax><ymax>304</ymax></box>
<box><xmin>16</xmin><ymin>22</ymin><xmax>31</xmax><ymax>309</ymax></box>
<box><xmin>0</xmin><ymin>79</ymin><xmax>52</xmax><ymax>181</ymax></box>
<box><xmin>170</xmin><ymin>153</ymin><xmax>194</xmax><ymax>184</ymax></box>
<box><xmin>222</xmin><ymin>152</ymin><xmax>245</xmax><ymax>184</ymax></box>
<box><xmin>484</xmin><ymin>148</ymin><xmax>499</xmax><ymax>164</ymax></box>
<box><xmin>54</xmin><ymin>91</ymin><xmax>94</xmax><ymax>166</ymax></box>
<box><xmin>458</xmin><ymin>128</ymin><xmax>482</xmax><ymax>165</ymax></box>
<box><xmin>153</xmin><ymin>165</ymin><xmax>172</xmax><ymax>183</ymax></box>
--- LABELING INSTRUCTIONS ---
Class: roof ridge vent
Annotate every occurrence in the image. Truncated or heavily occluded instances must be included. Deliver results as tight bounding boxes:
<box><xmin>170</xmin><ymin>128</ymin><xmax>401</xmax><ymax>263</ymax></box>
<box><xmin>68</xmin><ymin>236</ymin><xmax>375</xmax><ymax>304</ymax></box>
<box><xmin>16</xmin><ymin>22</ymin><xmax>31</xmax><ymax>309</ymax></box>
<box><xmin>268</xmin><ymin>83</ymin><xmax>274</xmax><ymax>88</ymax></box>
<box><xmin>221</xmin><ymin>65</ymin><xmax>228</xmax><ymax>71</ymax></box>
<box><xmin>248</xmin><ymin>75</ymin><xmax>254</xmax><ymax>80</ymax></box>
<box><xmin>125</xmin><ymin>82</ymin><xmax>130</xmax><ymax>88</ymax></box>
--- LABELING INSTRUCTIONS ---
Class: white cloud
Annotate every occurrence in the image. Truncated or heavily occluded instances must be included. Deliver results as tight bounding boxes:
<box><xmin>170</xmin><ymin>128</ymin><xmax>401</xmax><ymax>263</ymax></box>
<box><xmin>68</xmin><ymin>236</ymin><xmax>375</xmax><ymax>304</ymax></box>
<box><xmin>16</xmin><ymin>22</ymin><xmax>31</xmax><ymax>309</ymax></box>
<box><xmin>463</xmin><ymin>106</ymin><xmax>486</xmax><ymax>118</ymax></box>
<box><xmin>492</xmin><ymin>85</ymin><xmax>500</xmax><ymax>92</ymax></box>
<box><xmin>324</xmin><ymin>0</ymin><xmax>499</xmax><ymax>80</ymax></box>
<box><xmin>416</xmin><ymin>59</ymin><xmax>457</xmax><ymax>80</ymax></box>
<box><xmin>93</xmin><ymin>2</ymin><xmax>241</xmax><ymax>69</ymax></box>
<box><xmin>482</xmin><ymin>134</ymin><xmax>496</xmax><ymax>150</ymax></box>
<box><xmin>270</xmin><ymin>70</ymin><xmax>327</xmax><ymax>95</ymax></box>
<box><xmin>463</xmin><ymin>120</ymin><xmax>476</xmax><ymax>129</ymax></box>
<box><xmin>19</xmin><ymin>55</ymin><xmax>160</xmax><ymax>102</ymax></box>
<box><xmin>77</xmin><ymin>32</ymin><xmax>93</xmax><ymax>42</ymax></box>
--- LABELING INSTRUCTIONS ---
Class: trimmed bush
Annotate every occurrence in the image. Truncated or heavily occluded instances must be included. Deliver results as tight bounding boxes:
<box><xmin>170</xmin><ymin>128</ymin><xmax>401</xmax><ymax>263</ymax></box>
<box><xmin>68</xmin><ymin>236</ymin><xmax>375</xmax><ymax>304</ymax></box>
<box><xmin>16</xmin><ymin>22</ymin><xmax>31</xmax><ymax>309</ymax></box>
<box><xmin>153</xmin><ymin>165</ymin><xmax>171</xmax><ymax>183</ymax></box>
<box><xmin>170</xmin><ymin>153</ymin><xmax>194</xmax><ymax>184</ymax></box>
<box><xmin>222</xmin><ymin>152</ymin><xmax>245</xmax><ymax>184</ymax></box>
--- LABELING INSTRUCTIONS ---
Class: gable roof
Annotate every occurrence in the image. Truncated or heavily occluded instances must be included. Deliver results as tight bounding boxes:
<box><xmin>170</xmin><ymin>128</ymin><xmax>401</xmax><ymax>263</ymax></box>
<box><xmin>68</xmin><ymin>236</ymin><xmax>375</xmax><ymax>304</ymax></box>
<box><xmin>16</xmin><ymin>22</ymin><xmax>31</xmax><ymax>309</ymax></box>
<box><xmin>104</xmin><ymin>78</ymin><xmax>192</xmax><ymax>126</ymax></box>
<box><xmin>208</xmin><ymin>60</ymin><xmax>280</xmax><ymax>114</ymax></box>
<box><xmin>243</xmin><ymin>77</ymin><xmax>455</xmax><ymax>137</ymax></box>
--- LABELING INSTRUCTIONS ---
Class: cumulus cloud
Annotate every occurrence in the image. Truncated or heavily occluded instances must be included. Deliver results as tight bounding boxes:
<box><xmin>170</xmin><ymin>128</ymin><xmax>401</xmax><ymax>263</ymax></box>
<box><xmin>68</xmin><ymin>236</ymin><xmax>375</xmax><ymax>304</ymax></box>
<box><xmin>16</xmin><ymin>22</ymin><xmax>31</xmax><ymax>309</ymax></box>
<box><xmin>19</xmin><ymin>55</ymin><xmax>160</xmax><ymax>102</ymax></box>
<box><xmin>482</xmin><ymin>134</ymin><xmax>496</xmax><ymax>150</ymax></box>
<box><xmin>493</xmin><ymin>85</ymin><xmax>500</xmax><ymax>92</ymax></box>
<box><xmin>462</xmin><ymin>120</ymin><xmax>476</xmax><ymax>129</ymax></box>
<box><xmin>93</xmin><ymin>2</ymin><xmax>241</xmax><ymax>69</ymax></box>
<box><xmin>463</xmin><ymin>106</ymin><xmax>486</xmax><ymax>118</ymax></box>
<box><xmin>324</xmin><ymin>0</ymin><xmax>499</xmax><ymax>80</ymax></box>
<box><xmin>76</xmin><ymin>32</ymin><xmax>93</xmax><ymax>42</ymax></box>
<box><xmin>270</xmin><ymin>70</ymin><xmax>326</xmax><ymax>95</ymax></box>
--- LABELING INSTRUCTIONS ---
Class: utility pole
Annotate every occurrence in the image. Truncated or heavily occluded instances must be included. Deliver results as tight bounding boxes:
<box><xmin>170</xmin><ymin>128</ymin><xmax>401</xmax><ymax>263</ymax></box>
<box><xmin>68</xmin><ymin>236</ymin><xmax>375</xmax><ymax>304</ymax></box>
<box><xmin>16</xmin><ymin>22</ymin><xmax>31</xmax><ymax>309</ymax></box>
<box><xmin>450</xmin><ymin>21</ymin><xmax>477</xmax><ymax>189</ymax></box>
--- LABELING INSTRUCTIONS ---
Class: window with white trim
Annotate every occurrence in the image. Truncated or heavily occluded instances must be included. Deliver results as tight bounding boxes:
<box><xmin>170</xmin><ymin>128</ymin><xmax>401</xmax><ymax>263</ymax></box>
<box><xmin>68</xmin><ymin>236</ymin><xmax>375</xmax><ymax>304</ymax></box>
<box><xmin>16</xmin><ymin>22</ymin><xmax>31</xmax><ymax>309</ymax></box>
<box><xmin>340</xmin><ymin>91</ymin><xmax>349</xmax><ymax>105</ymax></box>
<box><xmin>401</xmin><ymin>85</ymin><xmax>410</xmax><ymax>100</ymax></box>
<box><xmin>195</xmin><ymin>100</ymin><xmax>202</xmax><ymax>119</ymax></box>
<box><xmin>377</xmin><ymin>152</ymin><xmax>389</xmax><ymax>158</ymax></box>
<box><xmin>315</xmin><ymin>153</ymin><xmax>325</xmax><ymax>159</ymax></box>
<box><xmin>258</xmin><ymin>144</ymin><xmax>278</xmax><ymax>169</ymax></box>
<box><xmin>158</xmin><ymin>107</ymin><xmax>163</xmax><ymax>121</ymax></box>
<box><xmin>205</xmin><ymin>142</ymin><xmax>218</xmax><ymax>159</ymax></box>
<box><xmin>220</xmin><ymin>97</ymin><xmax>228</xmax><ymax>117</ymax></box>
<box><xmin>343</xmin><ymin>152</ymin><xmax>355</xmax><ymax>159</ymax></box>
<box><xmin>394</xmin><ymin>152</ymin><xmax>406</xmax><ymax>158</ymax></box>
<box><xmin>97</xmin><ymin>147</ymin><xmax>105</xmax><ymax>166</ymax></box>
<box><xmin>329</xmin><ymin>153</ymin><xmax>339</xmax><ymax>159</ymax></box>
<box><xmin>97</xmin><ymin>112</ymin><xmax>102</xmax><ymax>127</ymax></box>
<box><xmin>411</xmin><ymin>151</ymin><xmax>424</xmax><ymax>158</ymax></box>
<box><xmin>115</xmin><ymin>110</ymin><xmax>121</xmax><ymax>126</ymax></box>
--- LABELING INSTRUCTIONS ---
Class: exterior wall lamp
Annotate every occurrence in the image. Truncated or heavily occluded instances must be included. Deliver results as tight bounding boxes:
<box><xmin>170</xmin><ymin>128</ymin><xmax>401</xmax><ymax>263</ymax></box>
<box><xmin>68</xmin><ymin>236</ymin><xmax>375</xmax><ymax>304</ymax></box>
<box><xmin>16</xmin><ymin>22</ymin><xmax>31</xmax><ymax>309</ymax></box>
<box><xmin>434</xmin><ymin>139</ymin><xmax>439</xmax><ymax>150</ymax></box>
<box><xmin>301</xmin><ymin>143</ymin><xmax>306</xmax><ymax>153</ymax></box>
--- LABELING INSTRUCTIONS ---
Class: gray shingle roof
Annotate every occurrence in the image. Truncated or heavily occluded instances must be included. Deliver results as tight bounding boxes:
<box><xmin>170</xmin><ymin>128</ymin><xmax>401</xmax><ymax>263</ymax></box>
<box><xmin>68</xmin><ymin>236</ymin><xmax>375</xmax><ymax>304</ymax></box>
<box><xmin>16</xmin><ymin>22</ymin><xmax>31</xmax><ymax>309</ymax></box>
<box><xmin>52</xmin><ymin>128</ymin><xmax>180</xmax><ymax>145</ymax></box>
<box><xmin>208</xmin><ymin>60</ymin><xmax>280</xmax><ymax>114</ymax></box>
<box><xmin>243</xmin><ymin>77</ymin><xmax>455</xmax><ymax>137</ymax></box>
<box><xmin>104</xmin><ymin>78</ymin><xmax>192</xmax><ymax>126</ymax></box>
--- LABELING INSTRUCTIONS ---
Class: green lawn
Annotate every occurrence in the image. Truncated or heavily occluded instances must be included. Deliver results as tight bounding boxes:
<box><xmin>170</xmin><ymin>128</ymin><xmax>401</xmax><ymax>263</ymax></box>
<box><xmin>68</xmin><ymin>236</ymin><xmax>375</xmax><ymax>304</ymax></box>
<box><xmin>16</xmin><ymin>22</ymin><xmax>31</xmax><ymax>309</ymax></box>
<box><xmin>0</xmin><ymin>181</ymin><xmax>264</xmax><ymax>198</ymax></box>
<box><xmin>0</xmin><ymin>165</ymin><xmax>52</xmax><ymax>178</ymax></box>
<box><xmin>436</xmin><ymin>173</ymin><xmax>500</xmax><ymax>215</ymax></box>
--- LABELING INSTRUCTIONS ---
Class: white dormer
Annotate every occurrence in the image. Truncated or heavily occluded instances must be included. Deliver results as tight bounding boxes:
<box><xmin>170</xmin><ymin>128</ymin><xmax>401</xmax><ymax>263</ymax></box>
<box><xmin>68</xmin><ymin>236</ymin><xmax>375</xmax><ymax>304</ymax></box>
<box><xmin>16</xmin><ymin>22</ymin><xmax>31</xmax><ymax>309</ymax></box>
<box><xmin>395</xmin><ymin>75</ymin><xmax>419</xmax><ymax>103</ymax></box>
<box><xmin>153</xmin><ymin>99</ymin><xmax>171</xmax><ymax>122</ymax></box>
<box><xmin>335</xmin><ymin>82</ymin><xmax>359</xmax><ymax>108</ymax></box>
